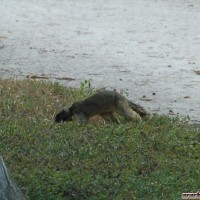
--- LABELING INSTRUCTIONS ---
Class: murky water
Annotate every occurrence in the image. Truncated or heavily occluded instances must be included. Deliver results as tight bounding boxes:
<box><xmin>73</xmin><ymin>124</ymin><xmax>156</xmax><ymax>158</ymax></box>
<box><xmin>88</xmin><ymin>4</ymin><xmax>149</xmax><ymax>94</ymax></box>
<box><xmin>0</xmin><ymin>0</ymin><xmax>200</xmax><ymax>122</ymax></box>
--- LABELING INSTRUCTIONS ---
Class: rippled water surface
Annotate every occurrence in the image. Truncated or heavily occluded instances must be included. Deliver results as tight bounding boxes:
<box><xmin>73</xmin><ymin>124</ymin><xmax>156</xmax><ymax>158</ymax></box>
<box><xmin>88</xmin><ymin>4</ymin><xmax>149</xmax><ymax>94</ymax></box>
<box><xmin>1</xmin><ymin>0</ymin><xmax>200</xmax><ymax>122</ymax></box>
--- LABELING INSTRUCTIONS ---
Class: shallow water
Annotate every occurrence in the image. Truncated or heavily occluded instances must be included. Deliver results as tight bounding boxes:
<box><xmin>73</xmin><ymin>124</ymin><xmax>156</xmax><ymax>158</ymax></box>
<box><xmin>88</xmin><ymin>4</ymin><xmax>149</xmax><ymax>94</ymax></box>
<box><xmin>0</xmin><ymin>0</ymin><xmax>200</xmax><ymax>122</ymax></box>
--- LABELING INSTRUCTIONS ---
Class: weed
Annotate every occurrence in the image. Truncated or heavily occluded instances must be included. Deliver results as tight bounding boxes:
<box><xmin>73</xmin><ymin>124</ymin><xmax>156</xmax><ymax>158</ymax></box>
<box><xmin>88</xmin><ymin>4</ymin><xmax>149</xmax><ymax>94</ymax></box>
<box><xmin>79</xmin><ymin>79</ymin><xmax>93</xmax><ymax>97</ymax></box>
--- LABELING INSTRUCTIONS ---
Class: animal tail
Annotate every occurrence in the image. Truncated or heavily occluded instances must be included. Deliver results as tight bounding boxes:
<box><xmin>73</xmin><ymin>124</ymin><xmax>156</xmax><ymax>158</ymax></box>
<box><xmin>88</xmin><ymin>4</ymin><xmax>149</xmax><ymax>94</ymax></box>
<box><xmin>128</xmin><ymin>101</ymin><xmax>149</xmax><ymax>117</ymax></box>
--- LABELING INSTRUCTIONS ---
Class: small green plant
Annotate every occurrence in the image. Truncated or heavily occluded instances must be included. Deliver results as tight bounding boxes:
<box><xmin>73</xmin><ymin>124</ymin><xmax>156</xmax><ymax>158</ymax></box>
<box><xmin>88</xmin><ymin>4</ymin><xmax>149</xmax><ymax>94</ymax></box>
<box><xmin>79</xmin><ymin>79</ymin><xmax>93</xmax><ymax>97</ymax></box>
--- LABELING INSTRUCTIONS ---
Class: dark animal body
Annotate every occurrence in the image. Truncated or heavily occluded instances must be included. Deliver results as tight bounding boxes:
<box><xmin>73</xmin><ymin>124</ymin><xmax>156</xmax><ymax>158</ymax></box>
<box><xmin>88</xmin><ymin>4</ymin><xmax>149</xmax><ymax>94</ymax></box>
<box><xmin>55</xmin><ymin>90</ymin><xmax>149</xmax><ymax>124</ymax></box>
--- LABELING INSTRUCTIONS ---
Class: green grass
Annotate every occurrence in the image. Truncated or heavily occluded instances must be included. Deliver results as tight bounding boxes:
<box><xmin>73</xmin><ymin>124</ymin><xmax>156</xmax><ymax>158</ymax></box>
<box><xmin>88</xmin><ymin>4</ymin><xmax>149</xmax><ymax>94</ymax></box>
<box><xmin>0</xmin><ymin>79</ymin><xmax>200</xmax><ymax>200</ymax></box>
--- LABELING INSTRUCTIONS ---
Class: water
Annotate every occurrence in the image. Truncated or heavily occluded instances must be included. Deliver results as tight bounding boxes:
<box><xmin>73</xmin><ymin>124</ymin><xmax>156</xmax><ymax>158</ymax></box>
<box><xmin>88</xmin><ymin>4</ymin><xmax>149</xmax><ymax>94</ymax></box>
<box><xmin>0</xmin><ymin>0</ymin><xmax>200</xmax><ymax>122</ymax></box>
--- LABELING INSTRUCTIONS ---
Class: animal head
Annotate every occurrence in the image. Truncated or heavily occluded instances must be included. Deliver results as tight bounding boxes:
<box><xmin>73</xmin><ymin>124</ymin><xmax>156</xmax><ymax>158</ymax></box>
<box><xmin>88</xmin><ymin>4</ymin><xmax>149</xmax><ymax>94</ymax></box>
<box><xmin>55</xmin><ymin>108</ymin><xmax>73</xmax><ymax>123</ymax></box>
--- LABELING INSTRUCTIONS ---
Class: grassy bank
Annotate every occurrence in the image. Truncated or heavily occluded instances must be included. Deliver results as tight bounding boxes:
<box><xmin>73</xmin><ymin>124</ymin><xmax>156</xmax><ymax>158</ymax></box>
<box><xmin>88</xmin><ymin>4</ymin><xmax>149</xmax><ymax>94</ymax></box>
<box><xmin>0</xmin><ymin>79</ymin><xmax>200</xmax><ymax>200</ymax></box>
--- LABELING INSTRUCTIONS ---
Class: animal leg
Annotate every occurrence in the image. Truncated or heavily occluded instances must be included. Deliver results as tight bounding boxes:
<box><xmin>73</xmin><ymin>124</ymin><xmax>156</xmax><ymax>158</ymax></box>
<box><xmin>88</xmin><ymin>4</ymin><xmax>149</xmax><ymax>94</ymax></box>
<box><xmin>73</xmin><ymin>112</ymin><xmax>88</xmax><ymax>124</ymax></box>
<box><xmin>116</xmin><ymin>102</ymin><xmax>141</xmax><ymax>122</ymax></box>
<box><xmin>100</xmin><ymin>112</ymin><xmax>120</xmax><ymax>124</ymax></box>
